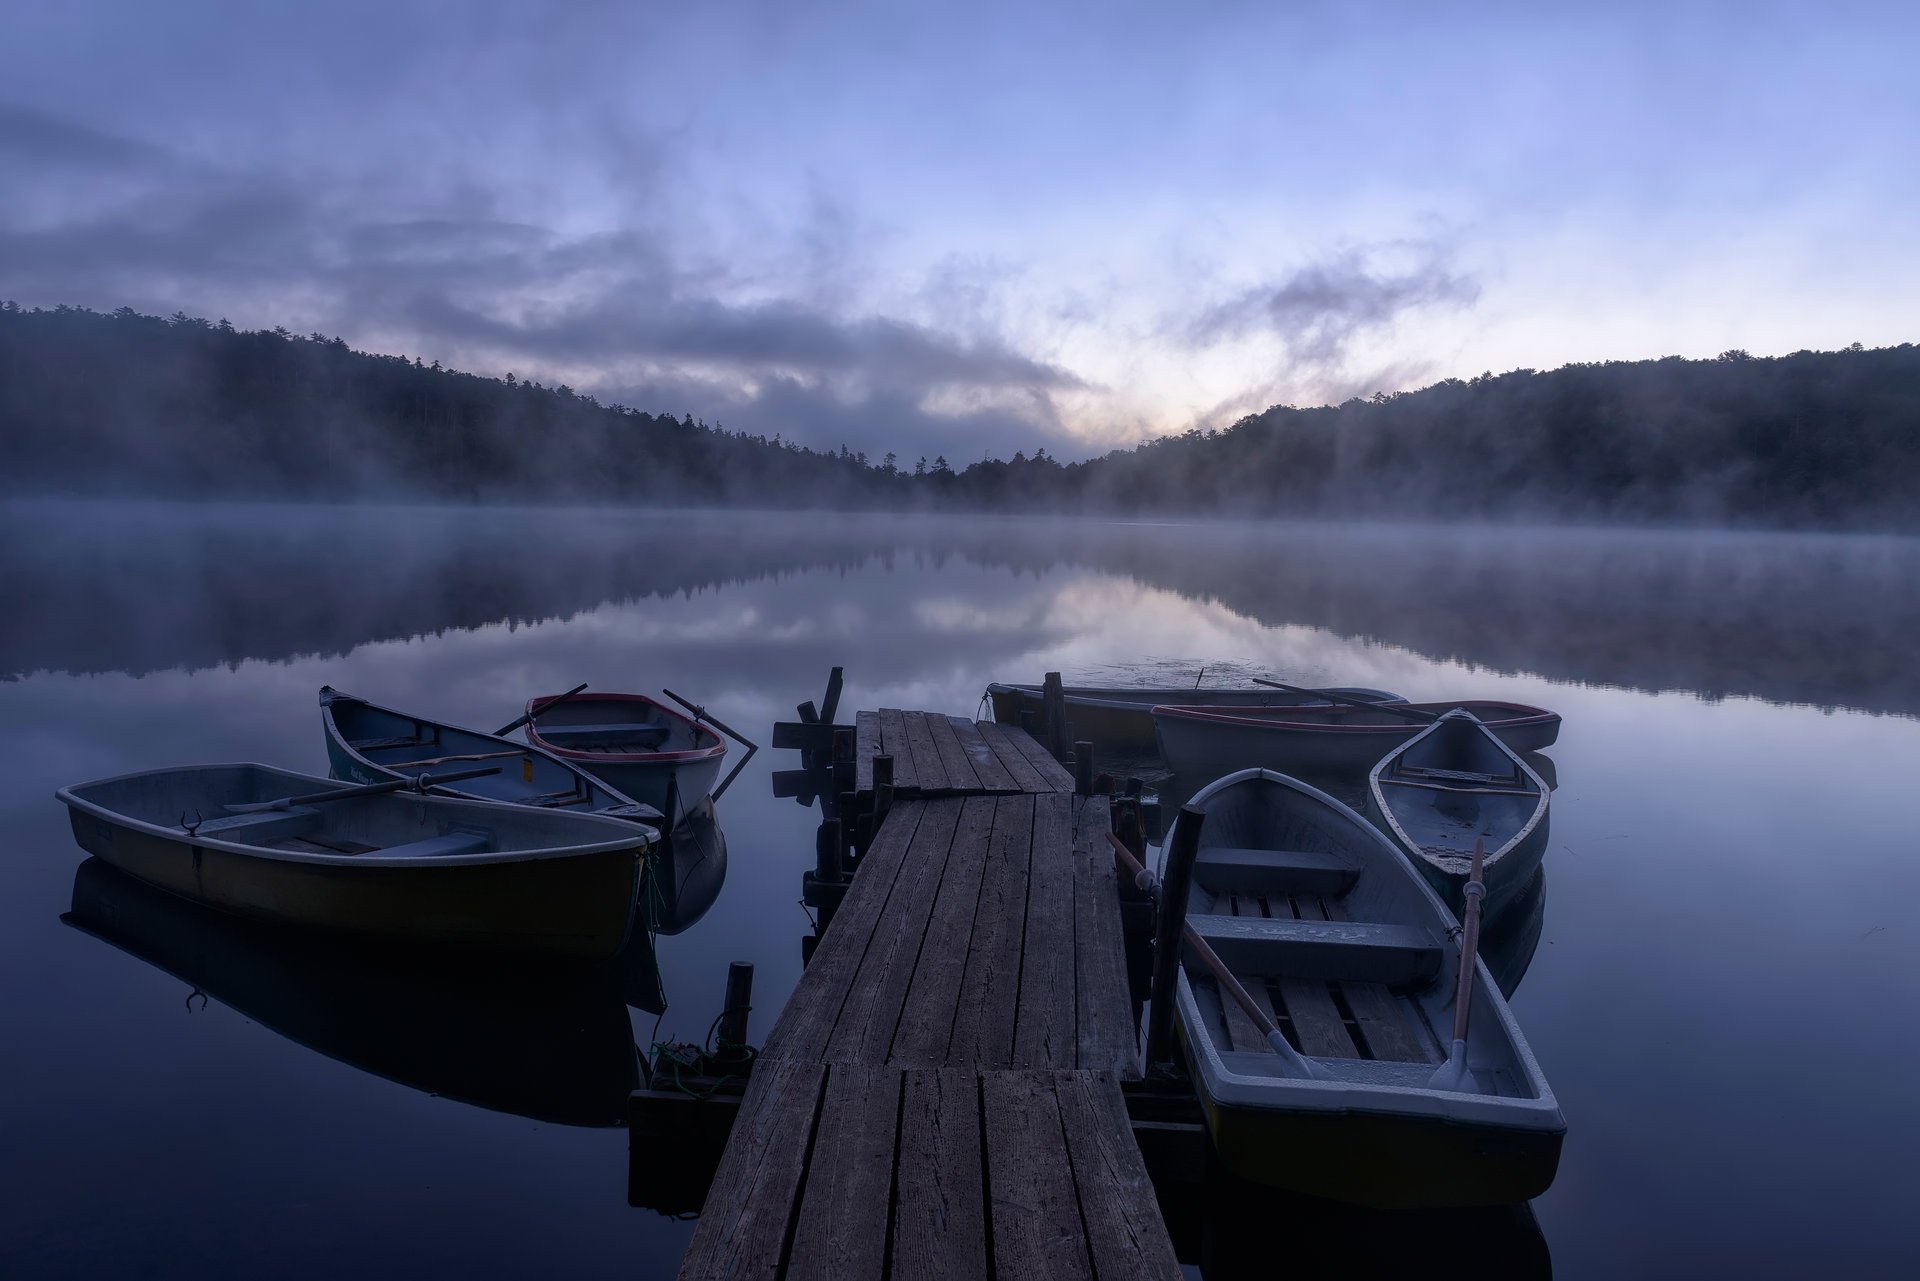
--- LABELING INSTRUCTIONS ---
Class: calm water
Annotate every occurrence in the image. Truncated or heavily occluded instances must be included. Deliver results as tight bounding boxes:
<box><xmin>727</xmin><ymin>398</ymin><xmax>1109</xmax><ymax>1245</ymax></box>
<box><xmin>2</xmin><ymin>502</ymin><xmax>1916</xmax><ymax>1278</ymax></box>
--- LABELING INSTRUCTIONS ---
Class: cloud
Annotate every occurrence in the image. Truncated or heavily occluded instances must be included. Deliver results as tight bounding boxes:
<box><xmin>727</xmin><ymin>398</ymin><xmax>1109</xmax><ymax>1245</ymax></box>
<box><xmin>1188</xmin><ymin>246</ymin><xmax>1480</xmax><ymax>369</ymax></box>
<box><xmin>0</xmin><ymin>102</ymin><xmax>1082</xmax><ymax>458</ymax></box>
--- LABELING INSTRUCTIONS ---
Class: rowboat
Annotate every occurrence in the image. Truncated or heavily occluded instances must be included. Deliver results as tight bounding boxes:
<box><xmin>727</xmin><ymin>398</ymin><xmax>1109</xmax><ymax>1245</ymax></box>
<box><xmin>1366</xmin><ymin>709</ymin><xmax>1550</xmax><ymax>920</ymax></box>
<box><xmin>320</xmin><ymin>687</ymin><xmax>662</xmax><ymax>824</ymax></box>
<box><xmin>1154</xmin><ymin>699</ymin><xmax>1561</xmax><ymax>778</ymax></box>
<box><xmin>63</xmin><ymin>857</ymin><xmax>640</xmax><ymax>1122</ymax></box>
<box><xmin>987</xmin><ymin>682</ymin><xmax>1405</xmax><ymax>751</ymax></box>
<box><xmin>1170</xmin><ymin>768</ymin><xmax>1564</xmax><ymax>1208</ymax></box>
<box><xmin>522</xmin><ymin>691</ymin><xmax>726</xmax><ymax>819</ymax></box>
<box><xmin>56</xmin><ymin>763</ymin><xmax>651</xmax><ymax>958</ymax></box>
<box><xmin>644</xmin><ymin>793</ymin><xmax>729</xmax><ymax>936</ymax></box>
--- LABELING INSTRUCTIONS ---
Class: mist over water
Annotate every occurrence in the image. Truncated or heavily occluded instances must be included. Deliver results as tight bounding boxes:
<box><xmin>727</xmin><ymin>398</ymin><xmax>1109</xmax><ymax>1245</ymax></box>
<box><xmin>2</xmin><ymin>503</ymin><xmax>1916</xmax><ymax>1278</ymax></box>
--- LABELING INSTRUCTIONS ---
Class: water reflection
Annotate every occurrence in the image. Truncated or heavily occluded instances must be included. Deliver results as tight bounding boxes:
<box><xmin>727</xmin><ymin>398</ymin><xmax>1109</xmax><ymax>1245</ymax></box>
<box><xmin>64</xmin><ymin>858</ymin><xmax>643</xmax><ymax>1126</ymax></box>
<box><xmin>6</xmin><ymin>502</ymin><xmax>1917</xmax><ymax>718</ymax></box>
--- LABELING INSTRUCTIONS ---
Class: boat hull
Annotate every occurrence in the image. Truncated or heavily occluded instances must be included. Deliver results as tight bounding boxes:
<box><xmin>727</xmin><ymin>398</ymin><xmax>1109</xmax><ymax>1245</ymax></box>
<box><xmin>1155</xmin><ymin>700</ymin><xmax>1560</xmax><ymax>778</ymax></box>
<box><xmin>1185</xmin><ymin>1032</ymin><xmax>1565</xmax><ymax>1209</ymax></box>
<box><xmin>986</xmin><ymin>683</ymin><xmax>1405</xmax><ymax>751</ymax></box>
<box><xmin>60</xmin><ymin>773</ymin><xmax>642</xmax><ymax>959</ymax></box>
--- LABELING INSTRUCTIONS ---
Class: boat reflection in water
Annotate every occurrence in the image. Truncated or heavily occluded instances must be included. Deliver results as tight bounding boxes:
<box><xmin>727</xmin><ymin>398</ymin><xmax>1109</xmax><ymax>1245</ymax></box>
<box><xmin>60</xmin><ymin>801</ymin><xmax>730</xmax><ymax>1128</ymax></box>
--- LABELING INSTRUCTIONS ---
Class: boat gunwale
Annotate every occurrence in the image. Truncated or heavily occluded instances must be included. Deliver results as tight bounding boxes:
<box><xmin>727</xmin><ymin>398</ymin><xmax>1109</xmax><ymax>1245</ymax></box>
<box><xmin>56</xmin><ymin>764</ymin><xmax>652</xmax><ymax>870</ymax></box>
<box><xmin>522</xmin><ymin>691</ymin><xmax>727</xmax><ymax>766</ymax></box>
<box><xmin>1151</xmin><ymin>700</ymin><xmax>1560</xmax><ymax>734</ymax></box>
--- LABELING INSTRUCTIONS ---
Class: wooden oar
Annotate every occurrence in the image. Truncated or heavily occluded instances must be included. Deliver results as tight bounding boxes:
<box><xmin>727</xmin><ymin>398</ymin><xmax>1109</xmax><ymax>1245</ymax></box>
<box><xmin>493</xmin><ymin>682</ymin><xmax>590</xmax><ymax>737</ymax></box>
<box><xmin>1251</xmin><ymin>677</ymin><xmax>1439</xmax><ymax>722</ymax></box>
<box><xmin>1429</xmin><ymin>837</ymin><xmax>1487</xmax><ymax>1092</ymax></box>
<box><xmin>1106</xmin><ymin>830</ymin><xmax>1335</xmax><ymax>1081</ymax></box>
<box><xmin>222</xmin><ymin>765</ymin><xmax>504</xmax><ymax>814</ymax></box>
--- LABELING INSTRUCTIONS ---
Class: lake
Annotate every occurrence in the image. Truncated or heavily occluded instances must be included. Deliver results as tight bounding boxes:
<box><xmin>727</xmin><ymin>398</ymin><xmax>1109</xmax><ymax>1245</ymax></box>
<box><xmin>2</xmin><ymin>502</ymin><xmax>1915</xmax><ymax>1278</ymax></box>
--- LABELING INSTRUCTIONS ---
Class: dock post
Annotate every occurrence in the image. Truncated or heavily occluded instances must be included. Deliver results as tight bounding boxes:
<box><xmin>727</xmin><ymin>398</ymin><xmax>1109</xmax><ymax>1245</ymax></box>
<box><xmin>815</xmin><ymin>817</ymin><xmax>844</xmax><ymax>886</ymax></box>
<box><xmin>831</xmin><ymin>726</ymin><xmax>856</xmax><ymax>802</ymax></box>
<box><xmin>872</xmin><ymin>754</ymin><xmax>894</xmax><ymax>820</ymax></box>
<box><xmin>1073</xmin><ymin>740</ymin><xmax>1094</xmax><ymax>795</ymax></box>
<box><xmin>1042</xmin><ymin>671</ymin><xmax>1068</xmax><ymax>760</ymax></box>
<box><xmin>1144</xmin><ymin>804</ymin><xmax>1206</xmax><ymax>1070</ymax></box>
<box><xmin>838</xmin><ymin>791</ymin><xmax>859</xmax><ymax>861</ymax></box>
<box><xmin>719</xmin><ymin>961</ymin><xmax>754</xmax><ymax>1050</ymax></box>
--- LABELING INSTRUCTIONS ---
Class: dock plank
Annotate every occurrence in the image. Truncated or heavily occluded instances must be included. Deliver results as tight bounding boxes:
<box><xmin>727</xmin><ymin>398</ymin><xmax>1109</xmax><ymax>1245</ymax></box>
<box><xmin>1071</xmin><ymin>796</ymin><xmax>1137</xmax><ymax>1077</ymax></box>
<box><xmin>946</xmin><ymin>795</ymin><xmax>1034</xmax><ymax>1068</ymax></box>
<box><xmin>1056</xmin><ymin>1071</ymin><xmax>1183</xmax><ymax>1281</ymax></box>
<box><xmin>902</xmin><ymin>711</ymin><xmax>950</xmax><ymax>794</ymax></box>
<box><xmin>677</xmin><ymin>1060</ymin><xmax>826</xmax><ymax>1281</ymax></box>
<box><xmin>1013</xmin><ymin>794</ymin><xmax>1077</xmax><ymax>1068</ymax></box>
<box><xmin>854</xmin><ymin>710</ymin><xmax>881</xmax><ymax>795</ymax></box>
<box><xmin>892</xmin><ymin>1070</ymin><xmax>988</xmax><ymax>1281</ymax></box>
<box><xmin>926</xmin><ymin>712</ymin><xmax>985</xmax><ymax>794</ymax></box>
<box><xmin>950</xmin><ymin>717</ymin><xmax>1018</xmax><ymax>792</ymax></box>
<box><xmin>786</xmin><ymin>1065</ymin><xmax>902</xmax><ymax>1280</ymax></box>
<box><xmin>890</xmin><ymin>797</ymin><xmax>998</xmax><ymax>1066</ymax></box>
<box><xmin>827</xmin><ymin>799</ymin><xmax>963</xmax><ymax>1062</ymax></box>
<box><xmin>973</xmin><ymin>720</ymin><xmax>1049</xmax><ymax>794</ymax></box>
<box><xmin>763</xmin><ymin>803</ymin><xmax>929</xmax><ymax>1062</ymax></box>
<box><xmin>983</xmin><ymin>1072</ymin><xmax>1095</xmax><ymax>1281</ymax></box>
<box><xmin>1003</xmin><ymin>722</ymin><xmax>1077</xmax><ymax>793</ymax></box>
<box><xmin>878</xmin><ymin>708</ymin><xmax>920</xmax><ymax>793</ymax></box>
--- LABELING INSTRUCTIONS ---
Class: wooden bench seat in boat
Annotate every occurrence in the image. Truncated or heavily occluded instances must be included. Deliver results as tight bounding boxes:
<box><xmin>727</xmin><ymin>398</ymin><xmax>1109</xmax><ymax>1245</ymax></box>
<box><xmin>349</xmin><ymin>734</ymin><xmax>433</xmax><ymax>752</ymax></box>
<box><xmin>1396</xmin><ymin>765</ymin><xmax>1516</xmax><ymax>785</ymax></box>
<box><xmin>1194</xmin><ymin>846</ymin><xmax>1359</xmax><ymax>897</ymax></box>
<box><xmin>359</xmin><ymin>832</ymin><xmax>492</xmax><ymax>860</ymax></box>
<box><xmin>1187</xmin><ymin>913</ymin><xmax>1443</xmax><ymax>986</ymax></box>
<box><xmin>536</xmin><ymin>722</ymin><xmax>672</xmax><ymax>747</ymax></box>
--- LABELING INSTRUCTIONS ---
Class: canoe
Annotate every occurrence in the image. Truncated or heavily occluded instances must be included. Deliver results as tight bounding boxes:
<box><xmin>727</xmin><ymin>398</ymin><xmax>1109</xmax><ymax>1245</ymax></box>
<box><xmin>320</xmin><ymin>686</ymin><xmax>663</xmax><ymax>825</ymax></box>
<box><xmin>63</xmin><ymin>858</ymin><xmax>640</xmax><ymax>1123</ymax></box>
<box><xmin>1366</xmin><ymin>709</ymin><xmax>1550</xmax><ymax>920</ymax></box>
<box><xmin>1170</xmin><ymin>768</ymin><xmax>1564</xmax><ymax>1208</ymax></box>
<box><xmin>56</xmin><ymin>763</ymin><xmax>650</xmax><ymax>958</ymax></box>
<box><xmin>523</xmin><ymin>691</ymin><xmax>726</xmax><ymax>819</ymax></box>
<box><xmin>987</xmin><ymin>682</ymin><xmax>1405</xmax><ymax>752</ymax></box>
<box><xmin>1154</xmin><ymin>699</ymin><xmax>1561</xmax><ymax>778</ymax></box>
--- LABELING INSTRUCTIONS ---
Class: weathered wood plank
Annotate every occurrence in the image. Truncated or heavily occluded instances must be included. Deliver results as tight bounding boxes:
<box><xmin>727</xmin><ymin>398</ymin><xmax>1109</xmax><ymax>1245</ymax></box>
<box><xmin>1274</xmin><ymin>977</ymin><xmax>1360</xmax><ymax>1058</ymax></box>
<box><xmin>1002</xmin><ymin>723</ymin><xmax>1077</xmax><ymax>792</ymax></box>
<box><xmin>973</xmin><ymin>719</ymin><xmax>1049</xmax><ymax>794</ymax></box>
<box><xmin>891</xmin><ymin>797</ymin><xmax>999</xmax><ymax>1067</ymax></box>
<box><xmin>762</xmin><ymin>803</ymin><xmax>929</xmax><ymax>1062</ymax></box>
<box><xmin>1314</xmin><ymin>894</ymin><xmax>1436</xmax><ymax>1063</ymax></box>
<box><xmin>902</xmin><ymin>711</ymin><xmax>950</xmax><ymax>795</ymax></box>
<box><xmin>893</xmin><ymin>1070</ymin><xmax>988</xmax><ymax>1281</ymax></box>
<box><xmin>983</xmin><ymin>1072</ymin><xmax>1095</xmax><ymax>1281</ymax></box>
<box><xmin>1219</xmin><ymin>892</ymin><xmax>1273</xmax><ymax>1053</ymax></box>
<box><xmin>826</xmin><ymin>799</ymin><xmax>963</xmax><ymax>1063</ymax></box>
<box><xmin>950</xmin><ymin>717</ymin><xmax>1018</xmax><ymax>792</ymax></box>
<box><xmin>786</xmin><ymin>1065</ymin><xmax>902</xmax><ymax>1280</ymax></box>
<box><xmin>1055</xmin><ymin>1070</ymin><xmax>1184</xmax><ymax>1281</ymax></box>
<box><xmin>878</xmin><ymin>708</ymin><xmax>920</xmax><ymax>793</ymax></box>
<box><xmin>854</xmin><ymin>710</ymin><xmax>881</xmax><ymax>795</ymax></box>
<box><xmin>925</xmin><ymin>711</ymin><xmax>985</xmax><ymax>794</ymax></box>
<box><xmin>1070</xmin><ymin>797</ymin><xmax>1137</xmax><ymax>1078</ymax></box>
<box><xmin>1013</xmin><ymin>794</ymin><xmax>1077</xmax><ymax>1068</ymax></box>
<box><xmin>946</xmin><ymin>795</ymin><xmax>1034</xmax><ymax>1068</ymax></box>
<box><xmin>676</xmin><ymin>1060</ymin><xmax>826</xmax><ymax>1281</ymax></box>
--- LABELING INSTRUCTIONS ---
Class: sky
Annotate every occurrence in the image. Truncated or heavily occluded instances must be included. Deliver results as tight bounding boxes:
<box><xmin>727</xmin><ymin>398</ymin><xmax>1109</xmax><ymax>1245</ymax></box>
<box><xmin>2</xmin><ymin>0</ymin><xmax>1916</xmax><ymax>461</ymax></box>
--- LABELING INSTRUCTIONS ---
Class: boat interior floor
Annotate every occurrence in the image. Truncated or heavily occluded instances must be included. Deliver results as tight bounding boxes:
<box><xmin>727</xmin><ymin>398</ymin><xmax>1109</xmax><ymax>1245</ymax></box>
<box><xmin>178</xmin><ymin>807</ymin><xmax>495</xmax><ymax>858</ymax></box>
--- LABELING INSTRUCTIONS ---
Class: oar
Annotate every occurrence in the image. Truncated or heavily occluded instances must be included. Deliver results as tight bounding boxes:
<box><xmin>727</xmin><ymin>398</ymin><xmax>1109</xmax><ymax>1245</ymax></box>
<box><xmin>1429</xmin><ymin>837</ymin><xmax>1487</xmax><ymax>1092</ymax></box>
<box><xmin>1251</xmin><ymin>677</ymin><xmax>1439</xmax><ymax>722</ymax></box>
<box><xmin>494</xmin><ymin>682</ymin><xmax>590</xmax><ymax>737</ymax></box>
<box><xmin>1106</xmin><ymin>831</ymin><xmax>1335</xmax><ymax>1081</ymax></box>
<box><xmin>222</xmin><ymin>765</ymin><xmax>503</xmax><ymax>813</ymax></box>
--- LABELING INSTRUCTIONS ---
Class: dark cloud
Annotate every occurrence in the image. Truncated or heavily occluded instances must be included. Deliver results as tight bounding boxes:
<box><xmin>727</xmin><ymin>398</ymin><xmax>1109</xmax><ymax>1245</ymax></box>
<box><xmin>1189</xmin><ymin>247</ymin><xmax>1480</xmax><ymax>368</ymax></box>
<box><xmin>0</xmin><ymin>101</ymin><xmax>1080</xmax><ymax>458</ymax></box>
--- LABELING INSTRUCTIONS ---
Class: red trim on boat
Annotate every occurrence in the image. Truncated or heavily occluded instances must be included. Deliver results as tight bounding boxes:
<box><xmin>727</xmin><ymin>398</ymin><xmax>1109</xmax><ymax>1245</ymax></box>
<box><xmin>523</xmin><ymin>692</ymin><xmax>727</xmax><ymax>764</ymax></box>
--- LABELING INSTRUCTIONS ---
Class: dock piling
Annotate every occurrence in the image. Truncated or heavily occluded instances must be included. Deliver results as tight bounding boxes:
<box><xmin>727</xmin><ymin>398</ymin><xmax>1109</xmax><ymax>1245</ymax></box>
<box><xmin>1073</xmin><ymin>740</ymin><xmax>1094</xmax><ymax>795</ymax></box>
<box><xmin>1144</xmin><ymin>804</ymin><xmax>1206</xmax><ymax>1070</ymax></box>
<box><xmin>719</xmin><ymin>961</ymin><xmax>754</xmax><ymax>1050</ymax></box>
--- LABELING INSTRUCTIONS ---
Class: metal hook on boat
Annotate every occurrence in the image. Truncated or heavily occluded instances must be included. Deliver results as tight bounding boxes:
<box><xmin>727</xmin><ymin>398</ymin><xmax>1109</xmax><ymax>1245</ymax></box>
<box><xmin>179</xmin><ymin>810</ymin><xmax>203</xmax><ymax>836</ymax></box>
<box><xmin>184</xmin><ymin>987</ymin><xmax>208</xmax><ymax>1013</ymax></box>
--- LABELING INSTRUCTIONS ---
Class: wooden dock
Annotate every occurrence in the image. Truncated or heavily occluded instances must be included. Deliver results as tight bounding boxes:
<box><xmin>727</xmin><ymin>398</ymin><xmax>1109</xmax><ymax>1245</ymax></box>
<box><xmin>677</xmin><ymin>717</ymin><xmax>1178</xmax><ymax>1280</ymax></box>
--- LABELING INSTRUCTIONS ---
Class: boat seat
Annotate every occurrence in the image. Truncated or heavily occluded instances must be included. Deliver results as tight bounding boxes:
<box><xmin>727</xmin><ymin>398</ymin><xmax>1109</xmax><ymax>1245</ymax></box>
<box><xmin>541</xmin><ymin>722</ymin><xmax>672</xmax><ymax>747</ymax></box>
<box><xmin>350</xmin><ymin>734</ymin><xmax>433</xmax><ymax>752</ymax></box>
<box><xmin>189</xmin><ymin>808</ymin><xmax>322</xmax><ymax>841</ymax></box>
<box><xmin>360</xmin><ymin>831</ymin><xmax>493</xmax><ymax>860</ymax></box>
<box><xmin>1398</xmin><ymin>765</ymin><xmax>1513</xmax><ymax>785</ymax></box>
<box><xmin>1186</xmin><ymin>913</ymin><xmax>1443</xmax><ymax>987</ymax></box>
<box><xmin>1193</xmin><ymin>846</ymin><xmax>1359</xmax><ymax>897</ymax></box>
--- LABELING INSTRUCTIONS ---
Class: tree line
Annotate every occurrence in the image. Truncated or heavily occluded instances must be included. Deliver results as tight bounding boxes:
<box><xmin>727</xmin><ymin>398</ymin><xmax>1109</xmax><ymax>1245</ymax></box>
<box><xmin>3</xmin><ymin>302</ymin><xmax>1916</xmax><ymax>527</ymax></box>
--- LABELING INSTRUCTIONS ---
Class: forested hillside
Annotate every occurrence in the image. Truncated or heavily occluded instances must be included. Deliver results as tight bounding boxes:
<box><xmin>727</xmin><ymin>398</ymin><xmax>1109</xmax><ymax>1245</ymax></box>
<box><xmin>4</xmin><ymin>302</ymin><xmax>1916</xmax><ymax>527</ymax></box>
